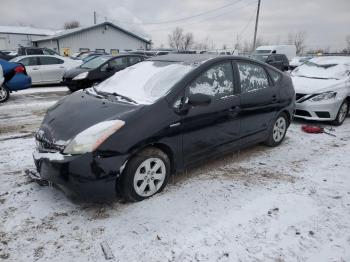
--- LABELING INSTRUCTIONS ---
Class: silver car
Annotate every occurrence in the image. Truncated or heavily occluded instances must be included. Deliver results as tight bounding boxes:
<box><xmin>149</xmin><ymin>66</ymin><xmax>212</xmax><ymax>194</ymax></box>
<box><xmin>292</xmin><ymin>56</ymin><xmax>350</xmax><ymax>125</ymax></box>
<box><xmin>11</xmin><ymin>55</ymin><xmax>81</xmax><ymax>85</ymax></box>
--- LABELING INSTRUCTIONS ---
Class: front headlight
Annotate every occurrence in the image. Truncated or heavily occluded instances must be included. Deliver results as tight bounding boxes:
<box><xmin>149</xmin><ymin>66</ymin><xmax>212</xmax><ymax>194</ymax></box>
<box><xmin>310</xmin><ymin>91</ymin><xmax>337</xmax><ymax>102</ymax></box>
<box><xmin>63</xmin><ymin>120</ymin><xmax>125</xmax><ymax>154</ymax></box>
<box><xmin>73</xmin><ymin>71</ymin><xmax>89</xmax><ymax>80</ymax></box>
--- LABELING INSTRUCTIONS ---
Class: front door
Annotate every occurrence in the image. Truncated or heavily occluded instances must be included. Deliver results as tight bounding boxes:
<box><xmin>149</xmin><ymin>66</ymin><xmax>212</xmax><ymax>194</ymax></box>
<box><xmin>38</xmin><ymin>56</ymin><xmax>65</xmax><ymax>83</ymax></box>
<box><xmin>181</xmin><ymin>61</ymin><xmax>241</xmax><ymax>167</ymax></box>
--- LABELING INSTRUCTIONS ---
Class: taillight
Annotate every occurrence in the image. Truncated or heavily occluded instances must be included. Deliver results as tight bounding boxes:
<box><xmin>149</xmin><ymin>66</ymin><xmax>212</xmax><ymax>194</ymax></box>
<box><xmin>14</xmin><ymin>65</ymin><xmax>25</xmax><ymax>74</ymax></box>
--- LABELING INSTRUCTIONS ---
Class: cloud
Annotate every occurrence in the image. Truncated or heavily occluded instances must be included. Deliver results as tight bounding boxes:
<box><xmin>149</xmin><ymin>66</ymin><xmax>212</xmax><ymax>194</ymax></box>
<box><xmin>0</xmin><ymin>0</ymin><xmax>349</xmax><ymax>51</ymax></box>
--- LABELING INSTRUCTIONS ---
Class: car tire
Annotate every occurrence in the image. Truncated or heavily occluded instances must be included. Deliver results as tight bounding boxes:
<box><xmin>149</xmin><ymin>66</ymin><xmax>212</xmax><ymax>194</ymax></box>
<box><xmin>120</xmin><ymin>147</ymin><xmax>170</xmax><ymax>202</ymax></box>
<box><xmin>265</xmin><ymin>112</ymin><xmax>289</xmax><ymax>147</ymax></box>
<box><xmin>0</xmin><ymin>85</ymin><xmax>10</xmax><ymax>103</ymax></box>
<box><xmin>332</xmin><ymin>100</ymin><xmax>349</xmax><ymax>126</ymax></box>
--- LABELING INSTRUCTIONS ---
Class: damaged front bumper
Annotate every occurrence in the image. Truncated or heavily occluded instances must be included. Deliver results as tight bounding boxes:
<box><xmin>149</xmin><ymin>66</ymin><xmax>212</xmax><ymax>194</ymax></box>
<box><xmin>32</xmin><ymin>150</ymin><xmax>128</xmax><ymax>200</ymax></box>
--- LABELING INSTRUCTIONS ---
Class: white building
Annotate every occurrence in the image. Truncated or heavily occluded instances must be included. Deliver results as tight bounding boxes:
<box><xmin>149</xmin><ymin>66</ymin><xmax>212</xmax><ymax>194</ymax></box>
<box><xmin>34</xmin><ymin>22</ymin><xmax>151</xmax><ymax>56</ymax></box>
<box><xmin>0</xmin><ymin>26</ymin><xmax>56</xmax><ymax>50</ymax></box>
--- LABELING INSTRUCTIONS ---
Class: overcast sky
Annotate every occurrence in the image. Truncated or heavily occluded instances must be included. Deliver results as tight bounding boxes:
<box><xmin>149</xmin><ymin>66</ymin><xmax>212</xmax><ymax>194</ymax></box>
<box><xmin>1</xmin><ymin>0</ymin><xmax>349</xmax><ymax>51</ymax></box>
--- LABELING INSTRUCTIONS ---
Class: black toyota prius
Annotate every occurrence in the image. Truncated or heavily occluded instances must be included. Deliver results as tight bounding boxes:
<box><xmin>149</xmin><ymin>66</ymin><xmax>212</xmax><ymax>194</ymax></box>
<box><xmin>33</xmin><ymin>54</ymin><xmax>295</xmax><ymax>201</ymax></box>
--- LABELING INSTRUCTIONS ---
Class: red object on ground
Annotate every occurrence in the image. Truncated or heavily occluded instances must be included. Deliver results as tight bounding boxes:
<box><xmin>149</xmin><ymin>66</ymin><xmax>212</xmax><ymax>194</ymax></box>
<box><xmin>301</xmin><ymin>125</ymin><xmax>324</xmax><ymax>134</ymax></box>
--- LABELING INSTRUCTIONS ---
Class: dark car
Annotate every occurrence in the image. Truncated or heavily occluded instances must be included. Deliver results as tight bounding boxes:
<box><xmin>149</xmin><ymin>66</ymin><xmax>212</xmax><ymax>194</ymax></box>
<box><xmin>0</xmin><ymin>59</ymin><xmax>32</xmax><ymax>102</ymax></box>
<box><xmin>0</xmin><ymin>50</ymin><xmax>16</xmax><ymax>61</ymax></box>
<box><xmin>62</xmin><ymin>54</ymin><xmax>145</xmax><ymax>91</ymax></box>
<box><xmin>32</xmin><ymin>54</ymin><xmax>295</xmax><ymax>201</ymax></box>
<box><xmin>17</xmin><ymin>47</ymin><xmax>59</xmax><ymax>56</ymax></box>
<box><xmin>251</xmin><ymin>53</ymin><xmax>289</xmax><ymax>71</ymax></box>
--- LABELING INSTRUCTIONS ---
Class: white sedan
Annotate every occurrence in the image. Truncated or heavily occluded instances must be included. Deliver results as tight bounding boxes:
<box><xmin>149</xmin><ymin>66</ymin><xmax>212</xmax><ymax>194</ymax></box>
<box><xmin>11</xmin><ymin>55</ymin><xmax>81</xmax><ymax>85</ymax></box>
<box><xmin>292</xmin><ymin>56</ymin><xmax>350</xmax><ymax>125</ymax></box>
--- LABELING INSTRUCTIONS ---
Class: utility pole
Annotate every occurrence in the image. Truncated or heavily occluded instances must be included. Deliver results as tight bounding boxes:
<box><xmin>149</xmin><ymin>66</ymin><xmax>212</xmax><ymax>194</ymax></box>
<box><xmin>252</xmin><ymin>0</ymin><xmax>261</xmax><ymax>51</ymax></box>
<box><xmin>94</xmin><ymin>11</ymin><xmax>97</xmax><ymax>25</ymax></box>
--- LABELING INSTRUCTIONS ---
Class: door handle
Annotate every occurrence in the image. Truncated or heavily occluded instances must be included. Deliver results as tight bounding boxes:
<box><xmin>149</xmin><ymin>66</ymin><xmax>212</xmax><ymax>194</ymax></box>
<box><xmin>229</xmin><ymin>106</ymin><xmax>241</xmax><ymax>114</ymax></box>
<box><xmin>32</xmin><ymin>68</ymin><xmax>40</xmax><ymax>70</ymax></box>
<box><xmin>272</xmin><ymin>95</ymin><xmax>278</xmax><ymax>103</ymax></box>
<box><xmin>59</xmin><ymin>66</ymin><xmax>65</xmax><ymax>69</ymax></box>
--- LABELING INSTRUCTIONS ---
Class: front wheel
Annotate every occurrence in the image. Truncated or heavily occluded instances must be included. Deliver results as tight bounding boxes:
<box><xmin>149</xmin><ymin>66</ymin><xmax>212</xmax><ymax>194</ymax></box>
<box><xmin>265</xmin><ymin>113</ymin><xmax>289</xmax><ymax>147</ymax></box>
<box><xmin>332</xmin><ymin>100</ymin><xmax>348</xmax><ymax>126</ymax></box>
<box><xmin>120</xmin><ymin>147</ymin><xmax>170</xmax><ymax>202</ymax></box>
<box><xmin>0</xmin><ymin>85</ymin><xmax>10</xmax><ymax>103</ymax></box>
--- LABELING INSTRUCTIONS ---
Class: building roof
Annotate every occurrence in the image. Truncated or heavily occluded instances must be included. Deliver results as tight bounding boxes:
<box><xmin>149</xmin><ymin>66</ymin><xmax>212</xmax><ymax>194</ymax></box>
<box><xmin>0</xmin><ymin>25</ymin><xmax>57</xmax><ymax>36</ymax></box>
<box><xmin>34</xmin><ymin>22</ymin><xmax>151</xmax><ymax>44</ymax></box>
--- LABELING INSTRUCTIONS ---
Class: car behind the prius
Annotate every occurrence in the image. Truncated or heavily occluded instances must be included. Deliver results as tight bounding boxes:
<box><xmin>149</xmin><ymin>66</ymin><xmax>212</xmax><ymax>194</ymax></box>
<box><xmin>32</xmin><ymin>54</ymin><xmax>295</xmax><ymax>201</ymax></box>
<box><xmin>292</xmin><ymin>56</ymin><xmax>350</xmax><ymax>125</ymax></box>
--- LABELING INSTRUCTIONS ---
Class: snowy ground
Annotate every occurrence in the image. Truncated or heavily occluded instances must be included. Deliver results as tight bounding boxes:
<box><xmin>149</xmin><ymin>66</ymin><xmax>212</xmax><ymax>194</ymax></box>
<box><xmin>0</xmin><ymin>87</ymin><xmax>350</xmax><ymax>262</ymax></box>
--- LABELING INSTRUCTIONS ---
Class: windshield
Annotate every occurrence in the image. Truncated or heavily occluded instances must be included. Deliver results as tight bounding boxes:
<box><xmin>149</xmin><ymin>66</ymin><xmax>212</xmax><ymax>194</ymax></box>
<box><xmin>291</xmin><ymin>60</ymin><xmax>350</xmax><ymax>80</ymax></box>
<box><xmin>80</xmin><ymin>56</ymin><xmax>110</xmax><ymax>69</ymax></box>
<box><xmin>95</xmin><ymin>61</ymin><xmax>197</xmax><ymax>104</ymax></box>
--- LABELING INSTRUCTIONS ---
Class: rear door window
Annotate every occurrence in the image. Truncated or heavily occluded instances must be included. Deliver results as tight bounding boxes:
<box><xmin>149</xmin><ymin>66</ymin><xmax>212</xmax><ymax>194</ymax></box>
<box><xmin>237</xmin><ymin>62</ymin><xmax>270</xmax><ymax>93</ymax></box>
<box><xmin>109</xmin><ymin>57</ymin><xmax>128</xmax><ymax>69</ymax></box>
<box><xmin>19</xmin><ymin>57</ymin><xmax>39</xmax><ymax>66</ymax></box>
<box><xmin>39</xmin><ymin>57</ymin><xmax>64</xmax><ymax>65</ymax></box>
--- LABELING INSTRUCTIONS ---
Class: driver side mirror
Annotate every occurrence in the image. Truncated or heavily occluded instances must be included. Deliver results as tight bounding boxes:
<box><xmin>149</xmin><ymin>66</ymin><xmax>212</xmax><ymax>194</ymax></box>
<box><xmin>188</xmin><ymin>93</ymin><xmax>211</xmax><ymax>107</ymax></box>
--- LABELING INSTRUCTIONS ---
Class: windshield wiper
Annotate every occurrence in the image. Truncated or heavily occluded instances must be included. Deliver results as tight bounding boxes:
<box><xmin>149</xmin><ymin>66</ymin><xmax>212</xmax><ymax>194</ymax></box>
<box><xmin>93</xmin><ymin>89</ymin><xmax>138</xmax><ymax>104</ymax></box>
<box><xmin>111</xmin><ymin>92</ymin><xmax>138</xmax><ymax>104</ymax></box>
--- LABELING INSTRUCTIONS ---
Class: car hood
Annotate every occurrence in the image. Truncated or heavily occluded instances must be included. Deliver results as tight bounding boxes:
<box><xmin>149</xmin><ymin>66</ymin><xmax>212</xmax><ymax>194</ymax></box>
<box><xmin>39</xmin><ymin>90</ymin><xmax>143</xmax><ymax>143</ymax></box>
<box><xmin>291</xmin><ymin>75</ymin><xmax>347</xmax><ymax>94</ymax></box>
<box><xmin>64</xmin><ymin>67</ymin><xmax>90</xmax><ymax>79</ymax></box>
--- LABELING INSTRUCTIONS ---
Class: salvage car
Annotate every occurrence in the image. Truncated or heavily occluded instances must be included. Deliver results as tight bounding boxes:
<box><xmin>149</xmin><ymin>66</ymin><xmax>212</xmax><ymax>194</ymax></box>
<box><xmin>11</xmin><ymin>55</ymin><xmax>81</xmax><ymax>85</ymax></box>
<box><xmin>32</xmin><ymin>54</ymin><xmax>295</xmax><ymax>201</ymax></box>
<box><xmin>292</xmin><ymin>56</ymin><xmax>350</xmax><ymax>125</ymax></box>
<box><xmin>0</xmin><ymin>59</ymin><xmax>31</xmax><ymax>103</ymax></box>
<box><xmin>62</xmin><ymin>54</ymin><xmax>145</xmax><ymax>91</ymax></box>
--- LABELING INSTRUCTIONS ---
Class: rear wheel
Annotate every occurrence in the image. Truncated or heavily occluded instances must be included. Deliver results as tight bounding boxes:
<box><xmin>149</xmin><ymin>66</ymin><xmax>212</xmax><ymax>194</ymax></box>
<box><xmin>265</xmin><ymin>113</ymin><xmax>288</xmax><ymax>147</ymax></box>
<box><xmin>332</xmin><ymin>100</ymin><xmax>348</xmax><ymax>126</ymax></box>
<box><xmin>0</xmin><ymin>85</ymin><xmax>10</xmax><ymax>103</ymax></box>
<box><xmin>120</xmin><ymin>147</ymin><xmax>170</xmax><ymax>202</ymax></box>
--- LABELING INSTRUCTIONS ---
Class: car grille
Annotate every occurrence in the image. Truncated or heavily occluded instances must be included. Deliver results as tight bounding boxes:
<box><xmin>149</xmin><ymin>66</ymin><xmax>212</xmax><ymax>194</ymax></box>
<box><xmin>295</xmin><ymin>109</ymin><xmax>312</xmax><ymax>117</ymax></box>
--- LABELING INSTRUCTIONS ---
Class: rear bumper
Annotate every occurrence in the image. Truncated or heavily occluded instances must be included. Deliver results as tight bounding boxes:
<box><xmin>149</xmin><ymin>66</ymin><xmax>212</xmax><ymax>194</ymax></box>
<box><xmin>7</xmin><ymin>74</ymin><xmax>31</xmax><ymax>91</ymax></box>
<box><xmin>32</xmin><ymin>150</ymin><xmax>128</xmax><ymax>200</ymax></box>
<box><xmin>294</xmin><ymin>98</ymin><xmax>342</xmax><ymax>121</ymax></box>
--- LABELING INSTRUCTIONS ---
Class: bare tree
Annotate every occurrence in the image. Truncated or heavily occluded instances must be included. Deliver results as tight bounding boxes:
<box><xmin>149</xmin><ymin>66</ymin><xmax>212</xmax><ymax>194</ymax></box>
<box><xmin>168</xmin><ymin>27</ymin><xmax>184</xmax><ymax>51</ymax></box>
<box><xmin>346</xmin><ymin>35</ymin><xmax>350</xmax><ymax>53</ymax></box>
<box><xmin>182</xmin><ymin>32</ymin><xmax>194</xmax><ymax>50</ymax></box>
<box><xmin>288</xmin><ymin>31</ymin><xmax>307</xmax><ymax>55</ymax></box>
<box><xmin>64</xmin><ymin>20</ymin><xmax>80</xmax><ymax>30</ymax></box>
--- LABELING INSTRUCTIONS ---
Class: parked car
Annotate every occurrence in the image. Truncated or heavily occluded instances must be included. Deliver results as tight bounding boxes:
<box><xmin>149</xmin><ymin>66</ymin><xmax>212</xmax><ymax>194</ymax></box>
<box><xmin>32</xmin><ymin>54</ymin><xmax>295</xmax><ymax>201</ymax></box>
<box><xmin>289</xmin><ymin>56</ymin><xmax>313</xmax><ymax>70</ymax></box>
<box><xmin>253</xmin><ymin>45</ymin><xmax>296</xmax><ymax>60</ymax></box>
<box><xmin>292</xmin><ymin>56</ymin><xmax>350</xmax><ymax>125</ymax></box>
<box><xmin>251</xmin><ymin>53</ymin><xmax>289</xmax><ymax>71</ymax></box>
<box><xmin>0</xmin><ymin>50</ymin><xmax>16</xmax><ymax>61</ymax></box>
<box><xmin>10</xmin><ymin>55</ymin><xmax>81</xmax><ymax>85</ymax></box>
<box><xmin>17</xmin><ymin>47</ymin><xmax>60</xmax><ymax>56</ymax></box>
<box><xmin>0</xmin><ymin>59</ymin><xmax>32</xmax><ymax>103</ymax></box>
<box><xmin>62</xmin><ymin>54</ymin><xmax>145</xmax><ymax>91</ymax></box>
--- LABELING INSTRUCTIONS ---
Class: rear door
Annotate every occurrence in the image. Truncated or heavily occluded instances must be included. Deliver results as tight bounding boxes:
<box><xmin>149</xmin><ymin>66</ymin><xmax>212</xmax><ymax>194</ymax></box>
<box><xmin>19</xmin><ymin>56</ymin><xmax>42</xmax><ymax>84</ymax></box>
<box><xmin>38</xmin><ymin>56</ymin><xmax>65</xmax><ymax>83</ymax></box>
<box><xmin>235</xmin><ymin>60</ymin><xmax>278</xmax><ymax>142</ymax></box>
<box><xmin>182</xmin><ymin>61</ymin><xmax>241</xmax><ymax>166</ymax></box>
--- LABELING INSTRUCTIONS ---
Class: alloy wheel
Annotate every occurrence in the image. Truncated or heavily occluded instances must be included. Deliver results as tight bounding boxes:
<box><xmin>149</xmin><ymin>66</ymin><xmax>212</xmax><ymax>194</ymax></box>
<box><xmin>272</xmin><ymin>116</ymin><xmax>287</xmax><ymax>143</ymax></box>
<box><xmin>133</xmin><ymin>158</ymin><xmax>166</xmax><ymax>197</ymax></box>
<box><xmin>0</xmin><ymin>85</ymin><xmax>8</xmax><ymax>102</ymax></box>
<box><xmin>338</xmin><ymin>102</ymin><xmax>348</xmax><ymax>123</ymax></box>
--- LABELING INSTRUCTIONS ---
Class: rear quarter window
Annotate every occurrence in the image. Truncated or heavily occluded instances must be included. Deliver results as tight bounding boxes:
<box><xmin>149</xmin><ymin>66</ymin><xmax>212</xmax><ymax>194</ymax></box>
<box><xmin>267</xmin><ymin>68</ymin><xmax>282</xmax><ymax>83</ymax></box>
